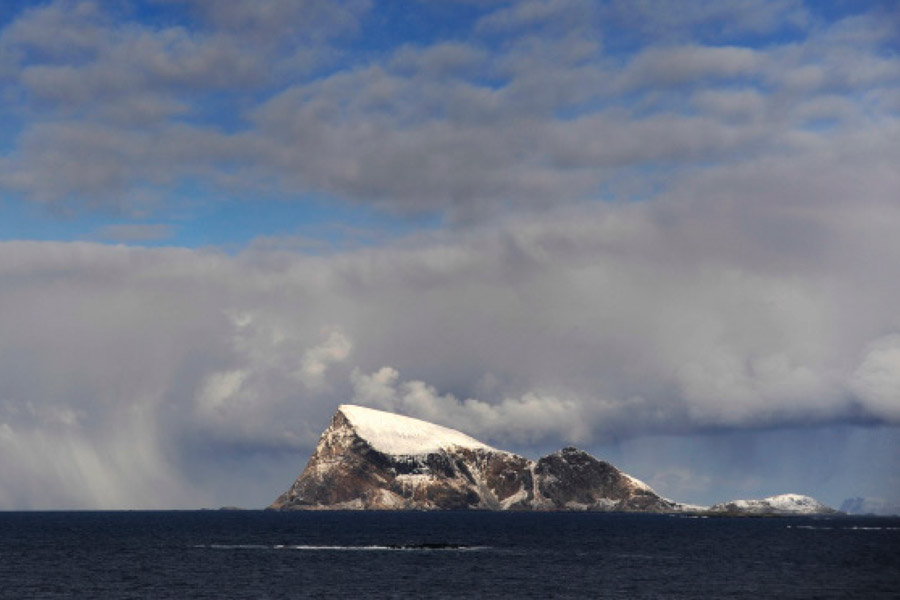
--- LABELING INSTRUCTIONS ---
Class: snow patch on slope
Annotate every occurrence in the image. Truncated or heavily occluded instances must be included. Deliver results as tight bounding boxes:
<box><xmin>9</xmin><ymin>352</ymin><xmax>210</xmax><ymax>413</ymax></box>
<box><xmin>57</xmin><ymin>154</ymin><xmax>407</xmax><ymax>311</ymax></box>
<box><xmin>763</xmin><ymin>493</ymin><xmax>827</xmax><ymax>513</ymax></box>
<box><xmin>712</xmin><ymin>493</ymin><xmax>832</xmax><ymax>514</ymax></box>
<box><xmin>339</xmin><ymin>404</ymin><xmax>495</xmax><ymax>456</ymax></box>
<box><xmin>623</xmin><ymin>473</ymin><xmax>654</xmax><ymax>493</ymax></box>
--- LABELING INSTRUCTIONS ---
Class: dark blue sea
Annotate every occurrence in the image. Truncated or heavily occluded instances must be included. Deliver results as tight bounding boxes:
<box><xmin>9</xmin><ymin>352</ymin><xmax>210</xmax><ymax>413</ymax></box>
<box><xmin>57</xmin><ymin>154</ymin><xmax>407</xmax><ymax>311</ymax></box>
<box><xmin>1</xmin><ymin>511</ymin><xmax>898</xmax><ymax>599</ymax></box>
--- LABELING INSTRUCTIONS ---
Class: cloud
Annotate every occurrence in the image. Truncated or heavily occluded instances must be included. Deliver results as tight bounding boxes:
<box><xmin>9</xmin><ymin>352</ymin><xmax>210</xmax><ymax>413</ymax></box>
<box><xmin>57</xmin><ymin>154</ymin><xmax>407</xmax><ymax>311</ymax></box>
<box><xmin>94</xmin><ymin>223</ymin><xmax>175</xmax><ymax>243</ymax></box>
<box><xmin>299</xmin><ymin>329</ymin><xmax>353</xmax><ymax>390</ymax></box>
<box><xmin>600</xmin><ymin>0</ymin><xmax>809</xmax><ymax>41</ymax></box>
<box><xmin>475</xmin><ymin>0</ymin><xmax>596</xmax><ymax>34</ymax></box>
<box><xmin>851</xmin><ymin>336</ymin><xmax>900</xmax><ymax>423</ymax></box>
<box><xmin>350</xmin><ymin>366</ymin><xmax>602</xmax><ymax>444</ymax></box>
<box><xmin>2</xmin><ymin>0</ymin><xmax>896</xmax><ymax>221</ymax></box>
<box><xmin>172</xmin><ymin>0</ymin><xmax>370</xmax><ymax>42</ymax></box>
<box><xmin>619</xmin><ymin>45</ymin><xmax>763</xmax><ymax>89</ymax></box>
<box><xmin>1</xmin><ymin>176</ymin><xmax>899</xmax><ymax>507</ymax></box>
<box><xmin>0</xmin><ymin>0</ymin><xmax>368</xmax><ymax>209</ymax></box>
<box><xmin>0</xmin><ymin>405</ymin><xmax>191</xmax><ymax>509</ymax></box>
<box><xmin>189</xmin><ymin>313</ymin><xmax>354</xmax><ymax>449</ymax></box>
<box><xmin>0</xmin><ymin>1</ymin><xmax>898</xmax><ymax>509</ymax></box>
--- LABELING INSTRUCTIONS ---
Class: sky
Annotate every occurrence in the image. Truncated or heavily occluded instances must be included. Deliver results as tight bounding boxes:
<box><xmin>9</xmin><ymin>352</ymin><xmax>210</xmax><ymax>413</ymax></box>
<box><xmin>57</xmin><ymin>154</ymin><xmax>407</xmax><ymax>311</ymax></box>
<box><xmin>0</xmin><ymin>0</ymin><xmax>898</xmax><ymax>511</ymax></box>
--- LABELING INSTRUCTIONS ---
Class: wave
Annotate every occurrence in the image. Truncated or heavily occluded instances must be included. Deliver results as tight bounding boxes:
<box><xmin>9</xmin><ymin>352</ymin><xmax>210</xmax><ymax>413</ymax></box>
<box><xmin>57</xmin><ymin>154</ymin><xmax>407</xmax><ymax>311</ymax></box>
<box><xmin>786</xmin><ymin>525</ymin><xmax>899</xmax><ymax>531</ymax></box>
<box><xmin>195</xmin><ymin>543</ymin><xmax>489</xmax><ymax>551</ymax></box>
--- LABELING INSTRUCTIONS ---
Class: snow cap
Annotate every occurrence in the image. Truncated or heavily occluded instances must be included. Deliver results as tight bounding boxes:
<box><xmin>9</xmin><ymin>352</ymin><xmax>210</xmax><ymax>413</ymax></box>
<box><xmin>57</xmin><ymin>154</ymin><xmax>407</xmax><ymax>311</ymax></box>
<box><xmin>338</xmin><ymin>404</ymin><xmax>495</xmax><ymax>456</ymax></box>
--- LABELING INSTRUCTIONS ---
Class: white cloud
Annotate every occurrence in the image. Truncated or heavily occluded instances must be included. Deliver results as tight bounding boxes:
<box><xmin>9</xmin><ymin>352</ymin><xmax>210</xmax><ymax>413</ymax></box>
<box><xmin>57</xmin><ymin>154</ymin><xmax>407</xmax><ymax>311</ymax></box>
<box><xmin>0</xmin><ymin>403</ymin><xmax>193</xmax><ymax>509</ymax></box>
<box><xmin>475</xmin><ymin>0</ymin><xmax>595</xmax><ymax>34</ymax></box>
<box><xmin>350</xmin><ymin>366</ymin><xmax>593</xmax><ymax>444</ymax></box>
<box><xmin>174</xmin><ymin>0</ymin><xmax>370</xmax><ymax>41</ymax></box>
<box><xmin>94</xmin><ymin>223</ymin><xmax>175</xmax><ymax>243</ymax></box>
<box><xmin>600</xmin><ymin>0</ymin><xmax>809</xmax><ymax>40</ymax></box>
<box><xmin>2</xmin><ymin>0</ymin><xmax>895</xmax><ymax>219</ymax></box>
<box><xmin>851</xmin><ymin>336</ymin><xmax>900</xmax><ymax>423</ymax></box>
<box><xmin>620</xmin><ymin>45</ymin><xmax>763</xmax><ymax>89</ymax></box>
<box><xmin>299</xmin><ymin>329</ymin><xmax>353</xmax><ymax>390</ymax></box>
<box><xmin>1</xmin><ymin>178</ymin><xmax>899</xmax><ymax>506</ymax></box>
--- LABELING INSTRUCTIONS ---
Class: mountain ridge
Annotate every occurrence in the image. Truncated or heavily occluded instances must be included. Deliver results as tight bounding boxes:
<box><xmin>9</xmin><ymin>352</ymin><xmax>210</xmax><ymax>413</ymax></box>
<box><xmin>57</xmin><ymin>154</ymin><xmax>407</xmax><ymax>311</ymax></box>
<box><xmin>269</xmin><ymin>405</ymin><xmax>837</xmax><ymax>515</ymax></box>
<box><xmin>270</xmin><ymin>405</ymin><xmax>677</xmax><ymax>511</ymax></box>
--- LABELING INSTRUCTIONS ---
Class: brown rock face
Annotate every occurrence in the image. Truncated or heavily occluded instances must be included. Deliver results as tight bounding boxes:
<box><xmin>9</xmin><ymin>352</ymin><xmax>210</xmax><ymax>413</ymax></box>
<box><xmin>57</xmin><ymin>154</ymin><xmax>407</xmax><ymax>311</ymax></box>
<box><xmin>269</xmin><ymin>406</ymin><xmax>675</xmax><ymax>512</ymax></box>
<box><xmin>535</xmin><ymin>447</ymin><xmax>674</xmax><ymax>511</ymax></box>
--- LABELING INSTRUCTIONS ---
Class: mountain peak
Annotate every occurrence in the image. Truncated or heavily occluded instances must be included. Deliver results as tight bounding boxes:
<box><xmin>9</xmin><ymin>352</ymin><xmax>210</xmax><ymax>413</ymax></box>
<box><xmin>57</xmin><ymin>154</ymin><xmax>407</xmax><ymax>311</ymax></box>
<box><xmin>270</xmin><ymin>405</ymin><xmax>676</xmax><ymax>512</ymax></box>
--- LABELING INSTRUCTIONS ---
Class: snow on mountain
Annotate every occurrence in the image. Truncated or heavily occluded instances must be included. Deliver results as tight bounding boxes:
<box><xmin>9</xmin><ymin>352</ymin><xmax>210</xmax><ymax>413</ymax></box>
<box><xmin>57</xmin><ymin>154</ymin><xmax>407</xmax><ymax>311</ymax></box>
<box><xmin>338</xmin><ymin>404</ymin><xmax>495</xmax><ymax>455</ymax></box>
<box><xmin>269</xmin><ymin>405</ymin><xmax>676</xmax><ymax>512</ymax></box>
<box><xmin>764</xmin><ymin>493</ymin><xmax>830</xmax><ymax>513</ymax></box>
<box><xmin>622</xmin><ymin>473</ymin><xmax>654</xmax><ymax>493</ymax></box>
<box><xmin>270</xmin><ymin>405</ymin><xmax>841</xmax><ymax>515</ymax></box>
<box><xmin>710</xmin><ymin>493</ymin><xmax>835</xmax><ymax>515</ymax></box>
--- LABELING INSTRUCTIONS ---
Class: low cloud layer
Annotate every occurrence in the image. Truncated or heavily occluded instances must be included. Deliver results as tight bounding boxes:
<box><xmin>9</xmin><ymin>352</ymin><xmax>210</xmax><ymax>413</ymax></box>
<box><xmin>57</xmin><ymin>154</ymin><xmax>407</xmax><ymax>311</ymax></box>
<box><xmin>0</xmin><ymin>1</ymin><xmax>897</xmax><ymax>509</ymax></box>
<box><xmin>1</xmin><ymin>190</ymin><xmax>898</xmax><ymax>506</ymax></box>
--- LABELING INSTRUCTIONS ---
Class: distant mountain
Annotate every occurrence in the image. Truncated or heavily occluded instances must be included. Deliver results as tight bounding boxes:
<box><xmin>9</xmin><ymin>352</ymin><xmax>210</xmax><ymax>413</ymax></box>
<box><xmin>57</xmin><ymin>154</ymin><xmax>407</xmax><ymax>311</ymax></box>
<box><xmin>709</xmin><ymin>494</ymin><xmax>837</xmax><ymax>515</ymax></box>
<box><xmin>269</xmin><ymin>405</ymin><xmax>678</xmax><ymax>512</ymax></box>
<box><xmin>840</xmin><ymin>497</ymin><xmax>900</xmax><ymax>516</ymax></box>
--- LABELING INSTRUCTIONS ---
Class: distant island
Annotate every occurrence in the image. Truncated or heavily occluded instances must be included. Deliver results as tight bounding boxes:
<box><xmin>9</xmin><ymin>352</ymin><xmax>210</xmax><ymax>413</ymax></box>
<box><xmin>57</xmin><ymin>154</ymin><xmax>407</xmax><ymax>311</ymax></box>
<box><xmin>270</xmin><ymin>405</ymin><xmax>837</xmax><ymax>515</ymax></box>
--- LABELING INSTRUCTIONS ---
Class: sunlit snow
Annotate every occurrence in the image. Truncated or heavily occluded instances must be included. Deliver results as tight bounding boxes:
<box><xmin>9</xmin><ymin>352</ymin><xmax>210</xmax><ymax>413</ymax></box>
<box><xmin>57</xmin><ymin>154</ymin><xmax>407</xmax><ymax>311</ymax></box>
<box><xmin>339</xmin><ymin>404</ymin><xmax>496</xmax><ymax>455</ymax></box>
<box><xmin>721</xmin><ymin>493</ymin><xmax>829</xmax><ymax>514</ymax></box>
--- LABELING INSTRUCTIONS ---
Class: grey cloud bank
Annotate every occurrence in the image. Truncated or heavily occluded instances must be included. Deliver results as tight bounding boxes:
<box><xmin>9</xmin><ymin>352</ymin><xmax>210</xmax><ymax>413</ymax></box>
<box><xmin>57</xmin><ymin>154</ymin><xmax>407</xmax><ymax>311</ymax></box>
<box><xmin>1</xmin><ymin>193</ymin><xmax>898</xmax><ymax>508</ymax></box>
<box><xmin>0</xmin><ymin>0</ymin><xmax>898</xmax><ymax>510</ymax></box>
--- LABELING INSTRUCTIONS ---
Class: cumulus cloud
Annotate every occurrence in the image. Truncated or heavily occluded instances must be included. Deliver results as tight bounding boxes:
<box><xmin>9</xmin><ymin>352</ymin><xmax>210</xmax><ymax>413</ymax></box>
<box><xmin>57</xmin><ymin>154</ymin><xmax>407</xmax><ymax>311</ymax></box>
<box><xmin>851</xmin><ymin>336</ymin><xmax>900</xmax><ymax>423</ymax></box>
<box><xmin>619</xmin><ymin>45</ymin><xmax>763</xmax><ymax>89</ymax></box>
<box><xmin>600</xmin><ymin>0</ymin><xmax>809</xmax><ymax>40</ymax></box>
<box><xmin>0</xmin><ymin>0</ymin><xmax>368</xmax><ymax>210</ymax></box>
<box><xmin>2</xmin><ymin>174</ymin><xmax>899</xmax><ymax>506</ymax></box>
<box><xmin>299</xmin><ymin>329</ymin><xmax>353</xmax><ymax>390</ymax></box>
<box><xmin>475</xmin><ymin>0</ymin><xmax>596</xmax><ymax>34</ymax></box>
<box><xmin>350</xmin><ymin>366</ymin><xmax>594</xmax><ymax>444</ymax></box>
<box><xmin>94</xmin><ymin>223</ymin><xmax>175</xmax><ymax>243</ymax></box>
<box><xmin>2</xmin><ymin>0</ymin><xmax>897</xmax><ymax>220</ymax></box>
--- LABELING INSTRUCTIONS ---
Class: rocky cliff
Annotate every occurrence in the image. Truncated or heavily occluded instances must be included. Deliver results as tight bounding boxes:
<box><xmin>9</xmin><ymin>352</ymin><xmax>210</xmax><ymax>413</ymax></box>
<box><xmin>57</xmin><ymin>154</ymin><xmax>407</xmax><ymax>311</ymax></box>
<box><xmin>269</xmin><ymin>404</ymin><xmax>677</xmax><ymax>511</ymax></box>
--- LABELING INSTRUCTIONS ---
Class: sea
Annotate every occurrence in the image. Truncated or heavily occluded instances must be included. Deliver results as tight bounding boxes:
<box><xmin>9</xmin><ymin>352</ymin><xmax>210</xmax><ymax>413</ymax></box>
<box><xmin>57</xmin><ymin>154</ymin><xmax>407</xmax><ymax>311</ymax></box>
<box><xmin>1</xmin><ymin>511</ymin><xmax>898</xmax><ymax>599</ymax></box>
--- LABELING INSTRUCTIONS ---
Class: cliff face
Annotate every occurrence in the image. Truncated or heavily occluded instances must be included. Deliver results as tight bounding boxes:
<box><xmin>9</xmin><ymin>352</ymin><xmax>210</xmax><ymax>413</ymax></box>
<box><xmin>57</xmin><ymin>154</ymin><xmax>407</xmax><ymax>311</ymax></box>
<box><xmin>269</xmin><ymin>405</ymin><xmax>676</xmax><ymax>512</ymax></box>
<box><xmin>534</xmin><ymin>447</ymin><xmax>671</xmax><ymax>511</ymax></box>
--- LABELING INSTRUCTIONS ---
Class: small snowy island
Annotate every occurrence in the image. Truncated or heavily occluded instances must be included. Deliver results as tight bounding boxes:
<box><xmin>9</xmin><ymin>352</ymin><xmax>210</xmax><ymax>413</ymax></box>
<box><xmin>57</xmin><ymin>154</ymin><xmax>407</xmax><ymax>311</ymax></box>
<box><xmin>710</xmin><ymin>493</ymin><xmax>837</xmax><ymax>516</ymax></box>
<box><xmin>270</xmin><ymin>405</ymin><xmax>837</xmax><ymax>515</ymax></box>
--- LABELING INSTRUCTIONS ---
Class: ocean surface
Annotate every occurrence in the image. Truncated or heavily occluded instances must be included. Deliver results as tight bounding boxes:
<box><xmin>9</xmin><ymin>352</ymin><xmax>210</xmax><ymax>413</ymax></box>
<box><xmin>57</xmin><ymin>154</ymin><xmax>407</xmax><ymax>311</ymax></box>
<box><xmin>1</xmin><ymin>511</ymin><xmax>898</xmax><ymax>599</ymax></box>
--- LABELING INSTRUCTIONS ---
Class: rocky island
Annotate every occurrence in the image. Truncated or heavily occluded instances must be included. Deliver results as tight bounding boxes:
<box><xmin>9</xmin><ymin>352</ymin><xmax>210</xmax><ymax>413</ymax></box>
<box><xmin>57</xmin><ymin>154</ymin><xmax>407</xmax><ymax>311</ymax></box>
<box><xmin>270</xmin><ymin>404</ymin><xmax>837</xmax><ymax>515</ymax></box>
<box><xmin>709</xmin><ymin>493</ymin><xmax>837</xmax><ymax>516</ymax></box>
<box><xmin>270</xmin><ymin>404</ymin><xmax>677</xmax><ymax>511</ymax></box>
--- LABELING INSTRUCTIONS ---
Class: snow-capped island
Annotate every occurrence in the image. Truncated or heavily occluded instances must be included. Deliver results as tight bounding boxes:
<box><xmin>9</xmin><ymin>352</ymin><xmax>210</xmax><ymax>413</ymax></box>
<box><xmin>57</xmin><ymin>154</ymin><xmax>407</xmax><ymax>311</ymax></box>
<box><xmin>709</xmin><ymin>493</ymin><xmax>837</xmax><ymax>516</ymax></box>
<box><xmin>269</xmin><ymin>404</ymin><xmax>837</xmax><ymax>515</ymax></box>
